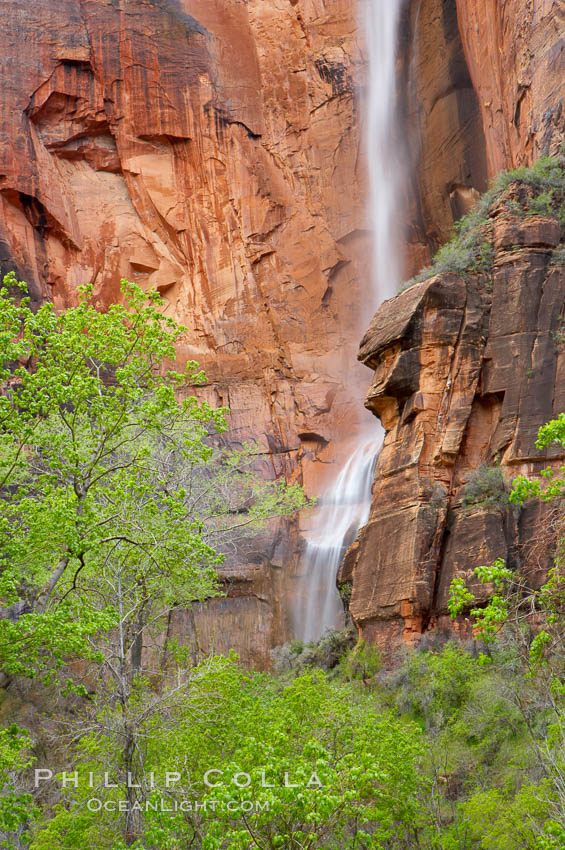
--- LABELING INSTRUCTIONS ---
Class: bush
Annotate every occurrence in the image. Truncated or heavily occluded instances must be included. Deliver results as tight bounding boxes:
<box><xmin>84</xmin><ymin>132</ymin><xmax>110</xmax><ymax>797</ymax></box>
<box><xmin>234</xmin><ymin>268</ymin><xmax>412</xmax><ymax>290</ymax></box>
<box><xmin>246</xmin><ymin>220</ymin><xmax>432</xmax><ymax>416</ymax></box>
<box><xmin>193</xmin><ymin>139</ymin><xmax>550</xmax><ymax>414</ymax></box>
<box><xmin>527</xmin><ymin>190</ymin><xmax>554</xmax><ymax>216</ymax></box>
<box><xmin>338</xmin><ymin>640</ymin><xmax>382</xmax><ymax>682</ymax></box>
<box><xmin>493</xmin><ymin>154</ymin><xmax>565</xmax><ymax>198</ymax></box>
<box><xmin>270</xmin><ymin>629</ymin><xmax>356</xmax><ymax>675</ymax></box>
<box><xmin>386</xmin><ymin>643</ymin><xmax>478</xmax><ymax>731</ymax></box>
<box><xmin>338</xmin><ymin>580</ymin><xmax>352</xmax><ymax>604</ymax></box>
<box><xmin>551</xmin><ymin>244</ymin><xmax>565</xmax><ymax>266</ymax></box>
<box><xmin>462</xmin><ymin>464</ymin><xmax>508</xmax><ymax>511</ymax></box>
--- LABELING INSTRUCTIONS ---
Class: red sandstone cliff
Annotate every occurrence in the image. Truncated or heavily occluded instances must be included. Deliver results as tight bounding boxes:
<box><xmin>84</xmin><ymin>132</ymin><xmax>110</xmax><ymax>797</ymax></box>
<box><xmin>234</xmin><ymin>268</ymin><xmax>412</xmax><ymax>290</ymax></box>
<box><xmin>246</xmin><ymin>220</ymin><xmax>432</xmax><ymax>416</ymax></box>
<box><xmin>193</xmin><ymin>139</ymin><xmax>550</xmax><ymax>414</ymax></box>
<box><xmin>343</xmin><ymin>0</ymin><xmax>565</xmax><ymax>648</ymax></box>
<box><xmin>346</xmin><ymin>201</ymin><xmax>565</xmax><ymax>646</ymax></box>
<box><xmin>404</xmin><ymin>0</ymin><xmax>564</xmax><ymax>265</ymax></box>
<box><xmin>457</xmin><ymin>0</ymin><xmax>565</xmax><ymax>175</ymax></box>
<box><xmin>0</xmin><ymin>0</ymin><xmax>563</xmax><ymax>660</ymax></box>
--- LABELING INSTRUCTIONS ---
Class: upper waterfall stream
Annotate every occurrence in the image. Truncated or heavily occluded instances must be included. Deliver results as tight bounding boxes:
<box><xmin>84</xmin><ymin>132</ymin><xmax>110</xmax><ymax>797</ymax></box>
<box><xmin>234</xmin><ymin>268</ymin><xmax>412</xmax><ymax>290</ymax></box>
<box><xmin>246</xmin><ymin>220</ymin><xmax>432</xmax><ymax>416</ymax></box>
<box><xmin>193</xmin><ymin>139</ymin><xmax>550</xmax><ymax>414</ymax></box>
<box><xmin>293</xmin><ymin>0</ymin><xmax>404</xmax><ymax>643</ymax></box>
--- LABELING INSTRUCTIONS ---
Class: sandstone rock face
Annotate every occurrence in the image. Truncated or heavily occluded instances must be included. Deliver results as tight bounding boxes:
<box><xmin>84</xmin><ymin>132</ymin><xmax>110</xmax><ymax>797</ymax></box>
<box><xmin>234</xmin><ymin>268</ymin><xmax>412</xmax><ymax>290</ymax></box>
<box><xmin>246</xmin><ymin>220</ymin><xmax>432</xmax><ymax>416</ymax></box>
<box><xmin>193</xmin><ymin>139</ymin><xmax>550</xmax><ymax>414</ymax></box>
<box><xmin>456</xmin><ymin>0</ymin><xmax>565</xmax><ymax>174</ymax></box>
<box><xmin>346</xmin><ymin>0</ymin><xmax>565</xmax><ymax>649</ymax></box>
<box><xmin>402</xmin><ymin>0</ymin><xmax>564</xmax><ymax>270</ymax></box>
<box><xmin>348</xmin><ymin>207</ymin><xmax>565</xmax><ymax>647</ymax></box>
<box><xmin>402</xmin><ymin>0</ymin><xmax>488</xmax><ymax>265</ymax></box>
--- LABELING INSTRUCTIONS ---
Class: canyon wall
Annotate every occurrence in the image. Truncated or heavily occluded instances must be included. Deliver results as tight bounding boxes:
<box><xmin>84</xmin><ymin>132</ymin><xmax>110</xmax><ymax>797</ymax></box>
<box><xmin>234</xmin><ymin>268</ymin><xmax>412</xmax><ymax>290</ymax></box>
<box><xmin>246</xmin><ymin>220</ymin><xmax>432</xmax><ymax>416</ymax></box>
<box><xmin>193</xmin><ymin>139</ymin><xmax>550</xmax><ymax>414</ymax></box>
<box><xmin>345</xmin><ymin>200</ymin><xmax>565</xmax><ymax>646</ymax></box>
<box><xmin>402</xmin><ymin>0</ymin><xmax>489</xmax><ymax>269</ymax></box>
<box><xmin>404</xmin><ymin>0</ymin><xmax>564</xmax><ymax>267</ymax></box>
<box><xmin>0</xmin><ymin>0</ymin><xmax>563</xmax><ymax>660</ymax></box>
<box><xmin>457</xmin><ymin>0</ymin><xmax>565</xmax><ymax>175</ymax></box>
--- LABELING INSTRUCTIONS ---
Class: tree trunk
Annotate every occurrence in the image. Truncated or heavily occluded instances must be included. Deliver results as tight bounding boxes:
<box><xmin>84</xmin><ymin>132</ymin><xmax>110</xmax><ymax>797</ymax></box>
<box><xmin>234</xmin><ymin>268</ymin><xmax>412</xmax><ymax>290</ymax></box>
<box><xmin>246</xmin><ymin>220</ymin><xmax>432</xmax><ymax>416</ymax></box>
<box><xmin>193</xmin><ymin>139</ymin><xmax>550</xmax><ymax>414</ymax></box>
<box><xmin>123</xmin><ymin>724</ymin><xmax>142</xmax><ymax>846</ymax></box>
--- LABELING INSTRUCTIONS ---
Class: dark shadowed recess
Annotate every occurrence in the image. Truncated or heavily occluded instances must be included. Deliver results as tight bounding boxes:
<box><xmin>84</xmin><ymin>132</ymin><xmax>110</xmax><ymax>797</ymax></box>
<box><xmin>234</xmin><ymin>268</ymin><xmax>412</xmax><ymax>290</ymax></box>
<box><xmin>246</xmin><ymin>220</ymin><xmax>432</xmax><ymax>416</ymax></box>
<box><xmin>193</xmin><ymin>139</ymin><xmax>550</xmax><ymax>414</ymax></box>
<box><xmin>146</xmin><ymin>0</ymin><xmax>207</xmax><ymax>36</ymax></box>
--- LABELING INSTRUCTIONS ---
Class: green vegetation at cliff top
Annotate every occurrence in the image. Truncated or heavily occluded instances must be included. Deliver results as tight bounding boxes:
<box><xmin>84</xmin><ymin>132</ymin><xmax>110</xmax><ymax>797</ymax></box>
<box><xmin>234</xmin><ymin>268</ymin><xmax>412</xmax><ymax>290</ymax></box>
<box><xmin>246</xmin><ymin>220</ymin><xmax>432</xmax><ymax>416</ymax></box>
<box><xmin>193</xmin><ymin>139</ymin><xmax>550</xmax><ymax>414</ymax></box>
<box><xmin>402</xmin><ymin>151</ymin><xmax>565</xmax><ymax>291</ymax></box>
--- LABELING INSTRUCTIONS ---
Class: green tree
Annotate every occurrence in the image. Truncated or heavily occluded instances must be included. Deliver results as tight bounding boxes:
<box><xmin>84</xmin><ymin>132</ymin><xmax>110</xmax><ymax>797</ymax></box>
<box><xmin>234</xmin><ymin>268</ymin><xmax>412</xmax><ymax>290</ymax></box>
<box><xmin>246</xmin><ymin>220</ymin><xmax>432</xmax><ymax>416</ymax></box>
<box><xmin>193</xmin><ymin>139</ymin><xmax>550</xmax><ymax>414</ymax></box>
<box><xmin>194</xmin><ymin>672</ymin><xmax>425</xmax><ymax>850</ymax></box>
<box><xmin>0</xmin><ymin>272</ymin><xmax>307</xmax><ymax>846</ymax></box>
<box><xmin>0</xmin><ymin>724</ymin><xmax>37</xmax><ymax>848</ymax></box>
<box><xmin>33</xmin><ymin>661</ymin><xmax>426</xmax><ymax>849</ymax></box>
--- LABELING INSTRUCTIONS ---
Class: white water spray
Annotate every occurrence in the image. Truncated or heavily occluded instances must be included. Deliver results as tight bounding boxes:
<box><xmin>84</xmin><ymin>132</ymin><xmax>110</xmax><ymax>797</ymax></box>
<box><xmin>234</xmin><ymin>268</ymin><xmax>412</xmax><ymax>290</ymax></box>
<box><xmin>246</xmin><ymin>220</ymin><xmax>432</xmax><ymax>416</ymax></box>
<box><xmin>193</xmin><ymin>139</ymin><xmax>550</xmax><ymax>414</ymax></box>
<box><xmin>293</xmin><ymin>0</ymin><xmax>404</xmax><ymax>643</ymax></box>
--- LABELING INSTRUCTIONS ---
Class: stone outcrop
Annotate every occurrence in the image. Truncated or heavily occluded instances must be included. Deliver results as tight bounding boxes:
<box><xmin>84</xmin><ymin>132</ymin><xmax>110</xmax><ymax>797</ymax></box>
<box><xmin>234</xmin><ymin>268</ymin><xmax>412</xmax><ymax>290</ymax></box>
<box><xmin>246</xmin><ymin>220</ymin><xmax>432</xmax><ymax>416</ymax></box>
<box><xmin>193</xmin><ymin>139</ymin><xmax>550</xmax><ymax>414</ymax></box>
<box><xmin>346</xmin><ymin>200</ymin><xmax>565</xmax><ymax>647</ymax></box>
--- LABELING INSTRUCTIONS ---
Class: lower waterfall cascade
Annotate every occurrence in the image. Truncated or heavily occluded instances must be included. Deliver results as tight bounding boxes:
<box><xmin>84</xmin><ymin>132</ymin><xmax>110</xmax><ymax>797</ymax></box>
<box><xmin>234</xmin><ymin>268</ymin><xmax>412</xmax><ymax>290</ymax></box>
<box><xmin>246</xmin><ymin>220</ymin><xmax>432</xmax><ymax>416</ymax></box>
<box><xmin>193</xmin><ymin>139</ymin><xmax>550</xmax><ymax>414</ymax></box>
<box><xmin>296</xmin><ymin>434</ymin><xmax>382</xmax><ymax>643</ymax></box>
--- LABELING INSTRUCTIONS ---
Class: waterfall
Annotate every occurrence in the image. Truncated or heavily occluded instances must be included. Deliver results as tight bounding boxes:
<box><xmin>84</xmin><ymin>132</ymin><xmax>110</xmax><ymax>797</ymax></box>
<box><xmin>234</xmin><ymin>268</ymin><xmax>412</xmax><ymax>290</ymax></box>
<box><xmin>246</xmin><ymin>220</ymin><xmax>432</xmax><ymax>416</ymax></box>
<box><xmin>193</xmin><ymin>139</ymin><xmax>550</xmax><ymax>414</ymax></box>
<box><xmin>365</xmin><ymin>0</ymin><xmax>404</xmax><ymax>306</ymax></box>
<box><xmin>292</xmin><ymin>0</ymin><xmax>404</xmax><ymax>644</ymax></box>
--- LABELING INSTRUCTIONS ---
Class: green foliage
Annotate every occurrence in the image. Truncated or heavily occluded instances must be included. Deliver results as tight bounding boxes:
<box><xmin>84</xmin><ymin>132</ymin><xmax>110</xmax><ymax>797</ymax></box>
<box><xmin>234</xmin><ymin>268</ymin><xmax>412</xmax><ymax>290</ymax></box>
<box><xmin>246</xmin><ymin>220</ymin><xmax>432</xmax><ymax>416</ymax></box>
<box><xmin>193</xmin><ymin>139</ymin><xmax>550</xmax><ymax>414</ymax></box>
<box><xmin>0</xmin><ymin>725</ymin><xmax>37</xmax><ymax>846</ymax></box>
<box><xmin>451</xmin><ymin>416</ymin><xmax>565</xmax><ymax>650</ymax></box>
<box><xmin>444</xmin><ymin>415</ymin><xmax>565</xmax><ymax>844</ymax></box>
<box><xmin>273</xmin><ymin>634</ymin><xmax>382</xmax><ymax>684</ymax></box>
<box><xmin>270</xmin><ymin>629</ymin><xmax>356</xmax><ymax>675</ymax></box>
<box><xmin>19</xmin><ymin>635</ymin><xmax>565</xmax><ymax>849</ymax></box>
<box><xmin>494</xmin><ymin>155</ymin><xmax>565</xmax><ymax>228</ymax></box>
<box><xmin>527</xmin><ymin>190</ymin><xmax>554</xmax><ymax>216</ymax></box>
<box><xmin>0</xmin><ymin>274</ymin><xmax>309</xmax><ymax>848</ymax></box>
<box><xmin>448</xmin><ymin>558</ymin><xmax>516</xmax><ymax>641</ymax></box>
<box><xmin>401</xmin><ymin>228</ymin><xmax>494</xmax><ymax>290</ymax></box>
<box><xmin>32</xmin><ymin>660</ymin><xmax>425</xmax><ymax>849</ymax></box>
<box><xmin>338</xmin><ymin>640</ymin><xmax>382</xmax><ymax>683</ymax></box>
<box><xmin>194</xmin><ymin>671</ymin><xmax>425</xmax><ymax>850</ymax></box>
<box><xmin>0</xmin><ymin>273</ymin><xmax>225</xmax><ymax>680</ymax></box>
<box><xmin>3</xmin><ymin>272</ymin><xmax>565</xmax><ymax>848</ymax></box>
<box><xmin>511</xmin><ymin>413</ymin><xmax>565</xmax><ymax>505</ymax></box>
<box><xmin>385</xmin><ymin>641</ymin><xmax>563</xmax><ymax>849</ymax></box>
<box><xmin>447</xmin><ymin>578</ymin><xmax>475</xmax><ymax>619</ymax></box>
<box><xmin>551</xmin><ymin>245</ymin><xmax>565</xmax><ymax>266</ymax></box>
<box><xmin>462</xmin><ymin>465</ymin><xmax>508</xmax><ymax>512</ymax></box>
<box><xmin>456</xmin><ymin>785</ymin><xmax>551</xmax><ymax>849</ymax></box>
<box><xmin>0</xmin><ymin>273</ymin><xmax>308</xmax><ymax>679</ymax></box>
<box><xmin>389</xmin><ymin>643</ymin><xmax>478</xmax><ymax>731</ymax></box>
<box><xmin>338</xmin><ymin>580</ymin><xmax>352</xmax><ymax>603</ymax></box>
